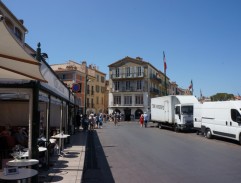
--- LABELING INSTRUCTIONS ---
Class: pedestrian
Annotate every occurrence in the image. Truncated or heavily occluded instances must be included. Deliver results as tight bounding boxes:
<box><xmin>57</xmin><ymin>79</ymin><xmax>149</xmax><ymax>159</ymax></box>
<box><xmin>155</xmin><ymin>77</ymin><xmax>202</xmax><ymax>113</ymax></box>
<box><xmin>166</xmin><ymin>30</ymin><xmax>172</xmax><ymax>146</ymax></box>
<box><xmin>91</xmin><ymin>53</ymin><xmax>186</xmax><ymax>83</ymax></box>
<box><xmin>82</xmin><ymin>114</ymin><xmax>89</xmax><ymax>131</ymax></box>
<box><xmin>144</xmin><ymin>112</ymin><xmax>148</xmax><ymax>128</ymax></box>
<box><xmin>89</xmin><ymin>113</ymin><xmax>95</xmax><ymax>130</ymax></box>
<box><xmin>114</xmin><ymin>112</ymin><xmax>118</xmax><ymax>126</ymax></box>
<box><xmin>139</xmin><ymin>114</ymin><xmax>144</xmax><ymax>127</ymax></box>
<box><xmin>95</xmin><ymin>113</ymin><xmax>99</xmax><ymax>128</ymax></box>
<box><xmin>99</xmin><ymin>113</ymin><xmax>103</xmax><ymax>128</ymax></box>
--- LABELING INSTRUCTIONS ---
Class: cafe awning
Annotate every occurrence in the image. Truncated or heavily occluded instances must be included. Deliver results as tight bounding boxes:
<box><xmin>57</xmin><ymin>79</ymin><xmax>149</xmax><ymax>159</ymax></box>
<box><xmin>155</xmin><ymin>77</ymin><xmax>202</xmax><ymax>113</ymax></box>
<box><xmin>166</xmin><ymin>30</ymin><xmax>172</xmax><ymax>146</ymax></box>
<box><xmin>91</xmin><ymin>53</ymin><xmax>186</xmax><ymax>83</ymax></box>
<box><xmin>0</xmin><ymin>19</ymin><xmax>47</xmax><ymax>82</ymax></box>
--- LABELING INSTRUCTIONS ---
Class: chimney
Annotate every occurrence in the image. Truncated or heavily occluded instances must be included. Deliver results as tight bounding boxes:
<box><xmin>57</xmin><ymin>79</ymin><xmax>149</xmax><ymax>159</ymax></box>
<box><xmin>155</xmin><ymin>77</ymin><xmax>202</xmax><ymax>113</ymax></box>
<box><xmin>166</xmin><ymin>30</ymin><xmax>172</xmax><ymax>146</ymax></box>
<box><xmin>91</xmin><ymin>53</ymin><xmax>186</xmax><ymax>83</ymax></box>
<box><xmin>19</xmin><ymin>19</ymin><xmax>24</xmax><ymax>24</ymax></box>
<box><xmin>82</xmin><ymin>61</ymin><xmax>87</xmax><ymax>66</ymax></box>
<box><xmin>136</xmin><ymin>57</ymin><xmax>143</xmax><ymax>61</ymax></box>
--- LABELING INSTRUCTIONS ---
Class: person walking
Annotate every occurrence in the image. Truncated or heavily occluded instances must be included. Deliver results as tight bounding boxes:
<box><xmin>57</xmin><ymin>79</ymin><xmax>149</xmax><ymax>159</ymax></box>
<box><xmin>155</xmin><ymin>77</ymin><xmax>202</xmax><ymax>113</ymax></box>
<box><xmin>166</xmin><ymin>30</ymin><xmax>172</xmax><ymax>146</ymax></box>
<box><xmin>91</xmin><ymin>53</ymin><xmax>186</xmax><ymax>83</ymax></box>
<box><xmin>89</xmin><ymin>113</ymin><xmax>95</xmax><ymax>130</ymax></box>
<box><xmin>139</xmin><ymin>114</ymin><xmax>144</xmax><ymax>127</ymax></box>
<box><xmin>76</xmin><ymin>112</ymin><xmax>81</xmax><ymax>132</ymax></box>
<box><xmin>144</xmin><ymin>112</ymin><xmax>148</xmax><ymax>128</ymax></box>
<box><xmin>82</xmin><ymin>114</ymin><xmax>89</xmax><ymax>131</ymax></box>
<box><xmin>99</xmin><ymin>113</ymin><xmax>103</xmax><ymax>128</ymax></box>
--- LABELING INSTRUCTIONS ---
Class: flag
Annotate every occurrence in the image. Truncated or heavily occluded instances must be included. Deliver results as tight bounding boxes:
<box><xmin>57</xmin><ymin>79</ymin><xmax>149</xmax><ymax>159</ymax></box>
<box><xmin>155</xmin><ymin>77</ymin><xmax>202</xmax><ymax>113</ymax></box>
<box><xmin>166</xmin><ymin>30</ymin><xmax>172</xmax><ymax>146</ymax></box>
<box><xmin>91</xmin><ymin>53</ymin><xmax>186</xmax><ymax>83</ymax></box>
<box><xmin>163</xmin><ymin>51</ymin><xmax>167</xmax><ymax>72</ymax></box>
<box><xmin>189</xmin><ymin>80</ymin><xmax>193</xmax><ymax>90</ymax></box>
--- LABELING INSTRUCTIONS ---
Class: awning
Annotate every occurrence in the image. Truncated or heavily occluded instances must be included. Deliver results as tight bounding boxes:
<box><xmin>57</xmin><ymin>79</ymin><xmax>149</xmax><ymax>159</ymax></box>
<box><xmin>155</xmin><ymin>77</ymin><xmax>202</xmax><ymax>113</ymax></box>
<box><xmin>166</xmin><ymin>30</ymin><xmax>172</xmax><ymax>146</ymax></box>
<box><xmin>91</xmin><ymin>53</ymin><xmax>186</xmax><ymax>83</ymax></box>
<box><xmin>0</xmin><ymin>19</ymin><xmax>47</xmax><ymax>82</ymax></box>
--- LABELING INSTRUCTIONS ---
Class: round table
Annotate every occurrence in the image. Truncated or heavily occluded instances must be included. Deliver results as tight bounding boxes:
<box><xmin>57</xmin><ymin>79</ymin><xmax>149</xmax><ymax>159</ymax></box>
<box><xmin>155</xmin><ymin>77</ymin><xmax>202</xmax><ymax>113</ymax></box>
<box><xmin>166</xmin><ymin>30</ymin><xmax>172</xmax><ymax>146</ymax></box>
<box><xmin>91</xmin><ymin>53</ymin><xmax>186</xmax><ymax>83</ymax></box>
<box><xmin>51</xmin><ymin>134</ymin><xmax>70</xmax><ymax>156</ymax></box>
<box><xmin>0</xmin><ymin>168</ymin><xmax>38</xmax><ymax>182</ymax></box>
<box><xmin>7</xmin><ymin>159</ymin><xmax>39</xmax><ymax>167</ymax></box>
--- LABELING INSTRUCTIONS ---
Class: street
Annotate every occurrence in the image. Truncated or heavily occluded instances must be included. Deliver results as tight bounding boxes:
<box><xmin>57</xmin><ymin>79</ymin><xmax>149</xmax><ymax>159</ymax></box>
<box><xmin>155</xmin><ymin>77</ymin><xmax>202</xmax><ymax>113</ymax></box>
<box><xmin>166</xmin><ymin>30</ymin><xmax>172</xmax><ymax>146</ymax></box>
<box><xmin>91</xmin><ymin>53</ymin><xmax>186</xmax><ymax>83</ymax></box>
<box><xmin>83</xmin><ymin>121</ymin><xmax>241</xmax><ymax>183</ymax></box>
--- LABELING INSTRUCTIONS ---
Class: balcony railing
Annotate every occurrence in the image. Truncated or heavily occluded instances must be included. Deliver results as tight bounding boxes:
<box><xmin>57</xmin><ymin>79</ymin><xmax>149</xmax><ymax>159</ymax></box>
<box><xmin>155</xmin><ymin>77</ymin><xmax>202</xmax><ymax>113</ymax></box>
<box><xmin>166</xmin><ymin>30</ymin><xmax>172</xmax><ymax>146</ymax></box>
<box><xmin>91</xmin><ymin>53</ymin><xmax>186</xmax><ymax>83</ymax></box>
<box><xmin>111</xmin><ymin>72</ymin><xmax>145</xmax><ymax>79</ymax></box>
<box><xmin>110</xmin><ymin>102</ymin><xmax>144</xmax><ymax>107</ymax></box>
<box><xmin>150</xmin><ymin>87</ymin><xmax>161</xmax><ymax>94</ymax></box>
<box><xmin>112</xmin><ymin>87</ymin><xmax>147</xmax><ymax>92</ymax></box>
<box><xmin>150</xmin><ymin>74</ymin><xmax>162</xmax><ymax>83</ymax></box>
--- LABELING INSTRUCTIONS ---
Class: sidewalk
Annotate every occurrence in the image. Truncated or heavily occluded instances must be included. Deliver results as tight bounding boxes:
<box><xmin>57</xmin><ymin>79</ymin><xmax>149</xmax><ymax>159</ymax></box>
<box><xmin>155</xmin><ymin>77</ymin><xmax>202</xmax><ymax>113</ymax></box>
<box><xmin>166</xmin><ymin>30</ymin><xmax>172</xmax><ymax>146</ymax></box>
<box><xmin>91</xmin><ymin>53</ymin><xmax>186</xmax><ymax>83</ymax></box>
<box><xmin>39</xmin><ymin>130</ymin><xmax>87</xmax><ymax>183</ymax></box>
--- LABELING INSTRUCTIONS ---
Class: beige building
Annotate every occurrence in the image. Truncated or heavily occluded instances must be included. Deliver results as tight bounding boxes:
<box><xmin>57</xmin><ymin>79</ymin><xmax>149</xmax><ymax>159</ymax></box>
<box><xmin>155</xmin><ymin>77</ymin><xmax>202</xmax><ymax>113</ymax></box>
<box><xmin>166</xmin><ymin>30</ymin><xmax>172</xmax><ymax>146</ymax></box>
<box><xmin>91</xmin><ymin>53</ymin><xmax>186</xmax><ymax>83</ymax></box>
<box><xmin>51</xmin><ymin>61</ymin><xmax>106</xmax><ymax>115</ymax></box>
<box><xmin>108</xmin><ymin>56</ymin><xmax>169</xmax><ymax>121</ymax></box>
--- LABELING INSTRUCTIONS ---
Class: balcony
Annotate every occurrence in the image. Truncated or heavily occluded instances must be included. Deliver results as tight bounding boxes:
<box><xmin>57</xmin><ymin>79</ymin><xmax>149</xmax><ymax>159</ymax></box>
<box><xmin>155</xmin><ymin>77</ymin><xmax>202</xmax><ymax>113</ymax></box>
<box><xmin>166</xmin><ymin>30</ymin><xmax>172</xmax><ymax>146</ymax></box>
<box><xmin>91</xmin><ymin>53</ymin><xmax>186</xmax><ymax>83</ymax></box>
<box><xmin>150</xmin><ymin>74</ymin><xmax>162</xmax><ymax>83</ymax></box>
<box><xmin>110</xmin><ymin>72</ymin><xmax>145</xmax><ymax>80</ymax></box>
<box><xmin>112</xmin><ymin>87</ymin><xmax>147</xmax><ymax>93</ymax></box>
<box><xmin>110</xmin><ymin>102</ymin><xmax>144</xmax><ymax>107</ymax></box>
<box><xmin>150</xmin><ymin>87</ymin><xmax>161</xmax><ymax>94</ymax></box>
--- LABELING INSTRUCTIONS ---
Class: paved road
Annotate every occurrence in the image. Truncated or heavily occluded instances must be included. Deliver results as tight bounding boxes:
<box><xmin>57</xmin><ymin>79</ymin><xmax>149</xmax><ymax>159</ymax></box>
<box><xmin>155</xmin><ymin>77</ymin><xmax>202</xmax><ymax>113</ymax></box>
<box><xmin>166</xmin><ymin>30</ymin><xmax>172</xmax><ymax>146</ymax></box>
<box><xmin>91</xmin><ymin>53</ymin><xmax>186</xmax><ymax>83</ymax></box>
<box><xmin>83</xmin><ymin>121</ymin><xmax>241</xmax><ymax>183</ymax></box>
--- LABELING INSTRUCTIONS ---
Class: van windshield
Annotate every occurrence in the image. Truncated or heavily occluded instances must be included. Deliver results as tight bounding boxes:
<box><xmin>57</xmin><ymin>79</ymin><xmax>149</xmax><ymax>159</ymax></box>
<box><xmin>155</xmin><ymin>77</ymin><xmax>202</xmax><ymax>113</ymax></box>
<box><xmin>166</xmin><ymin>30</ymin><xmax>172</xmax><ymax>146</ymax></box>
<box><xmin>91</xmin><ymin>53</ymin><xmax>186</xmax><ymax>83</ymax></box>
<box><xmin>181</xmin><ymin>106</ymin><xmax>193</xmax><ymax>115</ymax></box>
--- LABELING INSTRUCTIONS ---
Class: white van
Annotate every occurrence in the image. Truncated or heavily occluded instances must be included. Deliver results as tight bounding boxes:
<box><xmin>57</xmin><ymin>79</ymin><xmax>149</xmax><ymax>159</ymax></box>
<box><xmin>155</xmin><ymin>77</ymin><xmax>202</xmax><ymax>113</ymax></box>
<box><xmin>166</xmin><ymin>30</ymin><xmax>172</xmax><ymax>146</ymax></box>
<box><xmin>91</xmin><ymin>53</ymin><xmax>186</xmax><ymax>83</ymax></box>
<box><xmin>193</xmin><ymin>101</ymin><xmax>241</xmax><ymax>144</ymax></box>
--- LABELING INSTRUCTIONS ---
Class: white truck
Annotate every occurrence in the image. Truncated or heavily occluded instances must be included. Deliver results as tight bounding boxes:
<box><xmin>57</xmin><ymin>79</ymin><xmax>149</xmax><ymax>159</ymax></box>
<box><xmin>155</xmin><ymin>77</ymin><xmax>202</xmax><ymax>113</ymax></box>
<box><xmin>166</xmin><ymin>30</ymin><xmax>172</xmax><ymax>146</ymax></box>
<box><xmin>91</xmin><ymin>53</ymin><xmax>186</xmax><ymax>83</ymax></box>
<box><xmin>151</xmin><ymin>95</ymin><xmax>198</xmax><ymax>131</ymax></box>
<box><xmin>193</xmin><ymin>101</ymin><xmax>241</xmax><ymax>144</ymax></box>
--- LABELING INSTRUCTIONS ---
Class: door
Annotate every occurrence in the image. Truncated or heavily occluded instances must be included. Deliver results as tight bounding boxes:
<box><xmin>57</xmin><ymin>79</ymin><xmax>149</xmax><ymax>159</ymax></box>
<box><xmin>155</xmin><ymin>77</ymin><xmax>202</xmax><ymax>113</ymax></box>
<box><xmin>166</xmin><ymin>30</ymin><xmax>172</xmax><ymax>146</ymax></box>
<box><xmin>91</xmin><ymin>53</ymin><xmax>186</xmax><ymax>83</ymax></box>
<box><xmin>124</xmin><ymin>108</ymin><xmax>131</xmax><ymax>121</ymax></box>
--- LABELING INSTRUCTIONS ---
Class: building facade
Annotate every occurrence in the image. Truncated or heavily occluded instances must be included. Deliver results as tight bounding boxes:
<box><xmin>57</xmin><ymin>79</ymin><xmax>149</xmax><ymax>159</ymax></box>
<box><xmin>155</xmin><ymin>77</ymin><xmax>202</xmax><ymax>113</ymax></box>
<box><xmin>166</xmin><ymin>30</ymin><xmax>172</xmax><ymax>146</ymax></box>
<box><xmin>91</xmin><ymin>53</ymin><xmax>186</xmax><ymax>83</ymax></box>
<box><xmin>108</xmin><ymin>56</ymin><xmax>169</xmax><ymax>121</ymax></box>
<box><xmin>51</xmin><ymin>61</ymin><xmax>106</xmax><ymax>115</ymax></box>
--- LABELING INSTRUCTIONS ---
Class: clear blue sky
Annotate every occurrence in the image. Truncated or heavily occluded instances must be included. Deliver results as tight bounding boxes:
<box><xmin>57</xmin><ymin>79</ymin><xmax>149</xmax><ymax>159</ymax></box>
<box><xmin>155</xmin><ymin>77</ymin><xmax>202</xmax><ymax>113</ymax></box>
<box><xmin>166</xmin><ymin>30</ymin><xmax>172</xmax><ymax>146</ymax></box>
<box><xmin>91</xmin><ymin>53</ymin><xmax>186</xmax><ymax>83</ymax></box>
<box><xmin>2</xmin><ymin>0</ymin><xmax>241</xmax><ymax>97</ymax></box>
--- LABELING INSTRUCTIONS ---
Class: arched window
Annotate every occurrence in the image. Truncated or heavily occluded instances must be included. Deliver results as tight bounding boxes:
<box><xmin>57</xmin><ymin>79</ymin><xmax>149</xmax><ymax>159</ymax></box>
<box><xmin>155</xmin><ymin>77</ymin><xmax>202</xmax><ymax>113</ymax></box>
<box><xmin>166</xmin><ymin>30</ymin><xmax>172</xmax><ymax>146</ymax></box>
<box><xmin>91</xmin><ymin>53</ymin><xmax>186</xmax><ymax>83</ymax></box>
<box><xmin>15</xmin><ymin>27</ymin><xmax>23</xmax><ymax>41</ymax></box>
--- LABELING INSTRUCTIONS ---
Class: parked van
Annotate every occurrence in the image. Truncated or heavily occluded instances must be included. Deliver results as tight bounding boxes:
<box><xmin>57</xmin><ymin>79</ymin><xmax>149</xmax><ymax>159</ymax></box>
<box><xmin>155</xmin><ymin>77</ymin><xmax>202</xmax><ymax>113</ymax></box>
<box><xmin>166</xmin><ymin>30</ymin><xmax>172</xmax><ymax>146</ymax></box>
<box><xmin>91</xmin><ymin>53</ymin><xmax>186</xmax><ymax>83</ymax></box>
<box><xmin>193</xmin><ymin>101</ymin><xmax>241</xmax><ymax>144</ymax></box>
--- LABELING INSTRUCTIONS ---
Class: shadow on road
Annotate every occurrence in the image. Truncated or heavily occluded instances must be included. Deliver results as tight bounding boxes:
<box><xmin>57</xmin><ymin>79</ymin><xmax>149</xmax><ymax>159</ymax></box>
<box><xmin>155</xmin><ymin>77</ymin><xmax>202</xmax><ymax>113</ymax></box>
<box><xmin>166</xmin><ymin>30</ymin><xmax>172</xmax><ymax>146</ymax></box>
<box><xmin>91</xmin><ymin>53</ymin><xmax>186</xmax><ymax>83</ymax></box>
<box><xmin>82</xmin><ymin>130</ymin><xmax>115</xmax><ymax>183</ymax></box>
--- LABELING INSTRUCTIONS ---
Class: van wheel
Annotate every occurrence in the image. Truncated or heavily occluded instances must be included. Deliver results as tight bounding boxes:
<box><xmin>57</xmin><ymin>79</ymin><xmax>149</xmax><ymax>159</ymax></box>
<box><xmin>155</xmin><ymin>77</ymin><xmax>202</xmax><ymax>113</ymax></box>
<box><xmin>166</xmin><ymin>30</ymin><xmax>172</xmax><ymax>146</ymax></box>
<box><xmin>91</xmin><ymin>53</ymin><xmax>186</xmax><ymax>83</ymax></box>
<box><xmin>205</xmin><ymin>129</ymin><xmax>212</xmax><ymax>139</ymax></box>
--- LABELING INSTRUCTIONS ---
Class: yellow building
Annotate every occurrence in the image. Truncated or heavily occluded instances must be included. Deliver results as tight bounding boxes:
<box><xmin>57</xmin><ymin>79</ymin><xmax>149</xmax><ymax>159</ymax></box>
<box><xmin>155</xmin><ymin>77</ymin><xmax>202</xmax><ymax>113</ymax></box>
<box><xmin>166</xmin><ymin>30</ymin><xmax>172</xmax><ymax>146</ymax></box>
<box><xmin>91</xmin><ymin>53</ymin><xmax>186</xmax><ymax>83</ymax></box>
<box><xmin>51</xmin><ymin>61</ymin><xmax>106</xmax><ymax>115</ymax></box>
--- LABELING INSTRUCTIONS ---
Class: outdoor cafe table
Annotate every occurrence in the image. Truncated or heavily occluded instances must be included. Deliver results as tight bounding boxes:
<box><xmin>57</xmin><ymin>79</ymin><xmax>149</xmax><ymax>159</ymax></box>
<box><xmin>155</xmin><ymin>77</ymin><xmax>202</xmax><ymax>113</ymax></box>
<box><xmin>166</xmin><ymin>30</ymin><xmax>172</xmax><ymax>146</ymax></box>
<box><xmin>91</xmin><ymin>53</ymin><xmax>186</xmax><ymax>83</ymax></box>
<box><xmin>51</xmin><ymin>134</ymin><xmax>70</xmax><ymax>156</ymax></box>
<box><xmin>0</xmin><ymin>168</ymin><xmax>38</xmax><ymax>183</ymax></box>
<box><xmin>11</xmin><ymin>147</ymin><xmax>48</xmax><ymax>160</ymax></box>
<box><xmin>7</xmin><ymin>159</ymin><xmax>39</xmax><ymax>167</ymax></box>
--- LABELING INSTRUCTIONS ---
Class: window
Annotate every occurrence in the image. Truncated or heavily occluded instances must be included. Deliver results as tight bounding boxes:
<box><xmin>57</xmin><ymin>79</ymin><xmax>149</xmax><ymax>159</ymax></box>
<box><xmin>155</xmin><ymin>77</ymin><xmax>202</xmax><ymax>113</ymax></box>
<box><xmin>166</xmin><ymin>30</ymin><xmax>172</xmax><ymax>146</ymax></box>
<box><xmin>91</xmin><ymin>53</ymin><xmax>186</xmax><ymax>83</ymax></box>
<box><xmin>96</xmin><ymin>85</ymin><xmax>100</xmax><ymax>93</ymax></box>
<box><xmin>96</xmin><ymin>75</ymin><xmax>99</xmax><ymax>82</ymax></box>
<box><xmin>126</xmin><ymin>67</ymin><xmax>131</xmax><ymax>77</ymax></box>
<box><xmin>231</xmin><ymin>109</ymin><xmax>241</xmax><ymax>122</ymax></box>
<box><xmin>114</xmin><ymin>96</ymin><xmax>121</xmax><ymax>105</ymax></box>
<box><xmin>87</xmin><ymin>85</ymin><xmax>90</xmax><ymax>94</ymax></box>
<box><xmin>181</xmin><ymin>106</ymin><xmax>193</xmax><ymax>115</ymax></box>
<box><xmin>175</xmin><ymin>106</ymin><xmax>180</xmax><ymax>115</ymax></box>
<box><xmin>101</xmin><ymin>76</ymin><xmax>105</xmax><ymax>83</ymax></box>
<box><xmin>137</xmin><ymin>80</ymin><xmax>142</xmax><ymax>90</ymax></box>
<box><xmin>124</xmin><ymin>96</ymin><xmax>132</xmax><ymax>105</ymax></box>
<box><xmin>126</xmin><ymin>81</ymin><xmax>131</xmax><ymax>90</ymax></box>
<box><xmin>137</xmin><ymin>66</ymin><xmax>142</xmax><ymax>76</ymax></box>
<box><xmin>135</xmin><ymin>95</ymin><xmax>143</xmax><ymax>105</ymax></box>
<box><xmin>114</xmin><ymin>81</ymin><xmax>120</xmax><ymax>91</ymax></box>
<box><xmin>115</xmin><ymin>68</ymin><xmax>120</xmax><ymax>78</ymax></box>
<box><xmin>101</xmin><ymin>87</ymin><xmax>105</xmax><ymax>93</ymax></box>
<box><xmin>91</xmin><ymin>86</ymin><xmax>94</xmax><ymax>95</ymax></box>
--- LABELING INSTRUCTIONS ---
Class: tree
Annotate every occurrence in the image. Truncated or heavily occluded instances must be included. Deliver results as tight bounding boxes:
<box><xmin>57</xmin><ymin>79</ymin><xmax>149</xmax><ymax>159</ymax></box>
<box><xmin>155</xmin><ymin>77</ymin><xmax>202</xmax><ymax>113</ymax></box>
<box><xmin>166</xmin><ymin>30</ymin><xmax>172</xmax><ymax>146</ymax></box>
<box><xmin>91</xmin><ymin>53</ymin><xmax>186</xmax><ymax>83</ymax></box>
<box><xmin>210</xmin><ymin>93</ymin><xmax>235</xmax><ymax>101</ymax></box>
